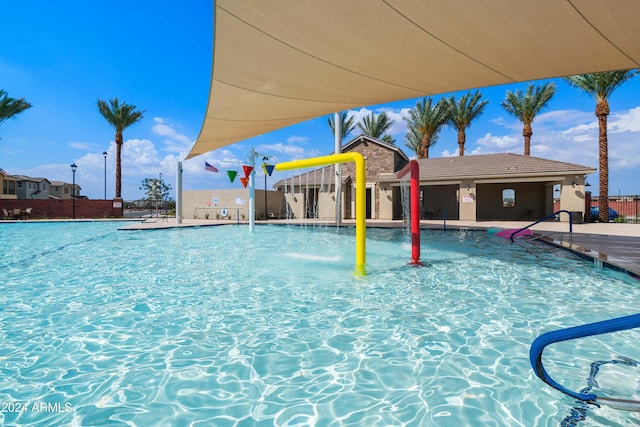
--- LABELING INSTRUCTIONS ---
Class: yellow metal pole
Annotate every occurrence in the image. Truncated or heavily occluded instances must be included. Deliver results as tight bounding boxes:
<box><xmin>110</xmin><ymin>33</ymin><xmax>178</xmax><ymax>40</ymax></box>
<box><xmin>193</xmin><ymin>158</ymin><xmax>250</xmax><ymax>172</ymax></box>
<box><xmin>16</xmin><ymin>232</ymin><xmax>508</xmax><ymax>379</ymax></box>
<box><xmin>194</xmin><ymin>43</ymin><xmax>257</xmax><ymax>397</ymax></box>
<box><xmin>275</xmin><ymin>152</ymin><xmax>366</xmax><ymax>276</ymax></box>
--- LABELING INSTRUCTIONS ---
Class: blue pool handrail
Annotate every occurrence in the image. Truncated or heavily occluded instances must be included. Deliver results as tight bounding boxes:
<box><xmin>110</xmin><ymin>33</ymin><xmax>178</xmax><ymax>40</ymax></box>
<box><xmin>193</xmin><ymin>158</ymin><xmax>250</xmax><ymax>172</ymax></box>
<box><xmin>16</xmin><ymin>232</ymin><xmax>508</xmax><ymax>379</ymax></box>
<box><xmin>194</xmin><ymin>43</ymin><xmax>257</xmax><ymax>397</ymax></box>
<box><xmin>530</xmin><ymin>313</ymin><xmax>640</xmax><ymax>409</ymax></box>
<box><xmin>510</xmin><ymin>210</ymin><xmax>573</xmax><ymax>243</ymax></box>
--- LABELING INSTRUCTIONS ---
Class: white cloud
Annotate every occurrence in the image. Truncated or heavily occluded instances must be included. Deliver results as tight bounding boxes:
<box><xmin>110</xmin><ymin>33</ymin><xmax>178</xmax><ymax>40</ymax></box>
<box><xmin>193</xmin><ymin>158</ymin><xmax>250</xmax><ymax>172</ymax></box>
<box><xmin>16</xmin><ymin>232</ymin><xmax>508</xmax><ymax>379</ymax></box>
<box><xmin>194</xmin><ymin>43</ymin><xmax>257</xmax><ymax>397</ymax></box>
<box><xmin>286</xmin><ymin>136</ymin><xmax>309</xmax><ymax>144</ymax></box>
<box><xmin>376</xmin><ymin>107</ymin><xmax>410</xmax><ymax>136</ymax></box>
<box><xmin>440</xmin><ymin>148</ymin><xmax>459</xmax><ymax>157</ymax></box>
<box><xmin>256</xmin><ymin>142</ymin><xmax>318</xmax><ymax>160</ymax></box>
<box><xmin>609</xmin><ymin>107</ymin><xmax>640</xmax><ymax>133</ymax></box>
<box><xmin>560</xmin><ymin>122</ymin><xmax>597</xmax><ymax>143</ymax></box>
<box><xmin>475</xmin><ymin>133</ymin><xmax>519</xmax><ymax>152</ymax></box>
<box><xmin>151</xmin><ymin>117</ymin><xmax>194</xmax><ymax>152</ymax></box>
<box><xmin>491</xmin><ymin>116</ymin><xmax>522</xmax><ymax>132</ymax></box>
<box><xmin>535</xmin><ymin>109</ymin><xmax>593</xmax><ymax>127</ymax></box>
<box><xmin>609</xmin><ymin>135</ymin><xmax>640</xmax><ymax>168</ymax></box>
<box><xmin>490</xmin><ymin>116</ymin><xmax>507</xmax><ymax>126</ymax></box>
<box><xmin>68</xmin><ymin>141</ymin><xmax>95</xmax><ymax>150</ymax></box>
<box><xmin>122</xmin><ymin>139</ymin><xmax>161</xmax><ymax>172</ymax></box>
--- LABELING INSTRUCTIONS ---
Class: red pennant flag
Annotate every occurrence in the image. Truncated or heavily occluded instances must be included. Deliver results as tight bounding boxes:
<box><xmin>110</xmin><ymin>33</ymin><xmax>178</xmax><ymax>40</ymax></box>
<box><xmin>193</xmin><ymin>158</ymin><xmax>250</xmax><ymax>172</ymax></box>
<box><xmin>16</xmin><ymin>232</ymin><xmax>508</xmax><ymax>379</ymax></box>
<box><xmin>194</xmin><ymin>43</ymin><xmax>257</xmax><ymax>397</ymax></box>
<box><xmin>242</xmin><ymin>165</ymin><xmax>254</xmax><ymax>177</ymax></box>
<box><xmin>240</xmin><ymin>177</ymin><xmax>249</xmax><ymax>188</ymax></box>
<box><xmin>227</xmin><ymin>170</ymin><xmax>237</xmax><ymax>183</ymax></box>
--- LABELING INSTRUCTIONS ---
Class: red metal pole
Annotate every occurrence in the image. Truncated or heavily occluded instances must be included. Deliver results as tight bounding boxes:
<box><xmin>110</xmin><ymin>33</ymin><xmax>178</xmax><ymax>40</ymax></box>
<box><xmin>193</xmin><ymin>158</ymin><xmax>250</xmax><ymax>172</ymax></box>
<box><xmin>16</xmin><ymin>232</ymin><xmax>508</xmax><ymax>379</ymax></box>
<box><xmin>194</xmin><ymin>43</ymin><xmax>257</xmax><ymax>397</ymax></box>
<box><xmin>397</xmin><ymin>160</ymin><xmax>423</xmax><ymax>265</ymax></box>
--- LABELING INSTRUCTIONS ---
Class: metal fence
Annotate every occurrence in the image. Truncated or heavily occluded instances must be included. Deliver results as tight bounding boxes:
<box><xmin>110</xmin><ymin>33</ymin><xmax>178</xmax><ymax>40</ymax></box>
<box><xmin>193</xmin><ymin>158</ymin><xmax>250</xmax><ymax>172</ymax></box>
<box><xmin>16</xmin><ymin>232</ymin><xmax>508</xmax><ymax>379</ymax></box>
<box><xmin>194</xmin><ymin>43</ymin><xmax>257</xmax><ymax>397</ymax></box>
<box><xmin>554</xmin><ymin>195</ymin><xmax>639</xmax><ymax>223</ymax></box>
<box><xmin>591</xmin><ymin>195</ymin><xmax>640</xmax><ymax>223</ymax></box>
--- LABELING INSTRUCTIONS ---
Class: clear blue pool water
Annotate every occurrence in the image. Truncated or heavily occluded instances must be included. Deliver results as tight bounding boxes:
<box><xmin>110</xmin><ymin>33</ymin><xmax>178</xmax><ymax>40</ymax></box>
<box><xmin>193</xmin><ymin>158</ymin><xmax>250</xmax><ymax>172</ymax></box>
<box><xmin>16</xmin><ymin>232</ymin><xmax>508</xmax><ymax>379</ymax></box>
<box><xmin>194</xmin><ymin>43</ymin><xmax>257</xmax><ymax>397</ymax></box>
<box><xmin>0</xmin><ymin>221</ymin><xmax>638</xmax><ymax>426</ymax></box>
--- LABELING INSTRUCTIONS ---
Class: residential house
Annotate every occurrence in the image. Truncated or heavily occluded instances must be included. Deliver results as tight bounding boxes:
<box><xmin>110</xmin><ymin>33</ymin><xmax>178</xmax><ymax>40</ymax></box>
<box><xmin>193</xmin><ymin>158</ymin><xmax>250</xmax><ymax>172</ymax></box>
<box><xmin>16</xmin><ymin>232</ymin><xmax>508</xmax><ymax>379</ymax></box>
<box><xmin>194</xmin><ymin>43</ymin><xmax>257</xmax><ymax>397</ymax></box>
<box><xmin>0</xmin><ymin>168</ymin><xmax>17</xmax><ymax>199</ymax></box>
<box><xmin>10</xmin><ymin>175</ymin><xmax>52</xmax><ymax>199</ymax></box>
<box><xmin>49</xmin><ymin>180</ymin><xmax>81</xmax><ymax>200</ymax></box>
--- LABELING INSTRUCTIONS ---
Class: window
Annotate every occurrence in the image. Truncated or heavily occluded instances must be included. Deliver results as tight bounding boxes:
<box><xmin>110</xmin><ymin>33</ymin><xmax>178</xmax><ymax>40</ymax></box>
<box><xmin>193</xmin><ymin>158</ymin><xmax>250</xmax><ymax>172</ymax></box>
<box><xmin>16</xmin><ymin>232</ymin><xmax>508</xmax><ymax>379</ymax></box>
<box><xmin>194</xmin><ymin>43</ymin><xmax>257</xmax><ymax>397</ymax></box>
<box><xmin>17</xmin><ymin>182</ymin><xmax>22</xmax><ymax>189</ymax></box>
<box><xmin>3</xmin><ymin>181</ymin><xmax>16</xmax><ymax>195</ymax></box>
<box><xmin>502</xmin><ymin>188</ymin><xmax>515</xmax><ymax>208</ymax></box>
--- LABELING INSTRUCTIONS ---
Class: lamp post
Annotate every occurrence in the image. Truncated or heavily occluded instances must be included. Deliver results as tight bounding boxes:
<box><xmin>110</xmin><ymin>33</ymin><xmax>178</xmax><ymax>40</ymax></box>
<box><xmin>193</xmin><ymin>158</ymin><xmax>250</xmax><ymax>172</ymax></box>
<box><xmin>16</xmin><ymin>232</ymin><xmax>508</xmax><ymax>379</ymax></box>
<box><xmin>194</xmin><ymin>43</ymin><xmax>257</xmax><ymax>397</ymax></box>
<box><xmin>102</xmin><ymin>151</ymin><xmax>107</xmax><ymax>200</ymax></box>
<box><xmin>159</xmin><ymin>172</ymin><xmax>163</xmax><ymax>218</ymax></box>
<box><xmin>262</xmin><ymin>156</ymin><xmax>268</xmax><ymax>220</ymax></box>
<box><xmin>70</xmin><ymin>163</ymin><xmax>77</xmax><ymax>219</ymax></box>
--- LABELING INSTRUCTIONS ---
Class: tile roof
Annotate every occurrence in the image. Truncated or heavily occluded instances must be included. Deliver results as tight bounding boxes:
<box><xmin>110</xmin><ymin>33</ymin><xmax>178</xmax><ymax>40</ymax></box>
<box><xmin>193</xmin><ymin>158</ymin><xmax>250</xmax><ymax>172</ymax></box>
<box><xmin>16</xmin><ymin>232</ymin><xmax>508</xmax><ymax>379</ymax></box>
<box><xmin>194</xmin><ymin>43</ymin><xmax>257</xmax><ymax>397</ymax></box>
<box><xmin>380</xmin><ymin>153</ymin><xmax>596</xmax><ymax>181</ymax></box>
<box><xmin>274</xmin><ymin>153</ymin><xmax>596</xmax><ymax>187</ymax></box>
<box><xmin>274</xmin><ymin>164</ymin><xmax>352</xmax><ymax>187</ymax></box>
<box><xmin>7</xmin><ymin>175</ymin><xmax>51</xmax><ymax>183</ymax></box>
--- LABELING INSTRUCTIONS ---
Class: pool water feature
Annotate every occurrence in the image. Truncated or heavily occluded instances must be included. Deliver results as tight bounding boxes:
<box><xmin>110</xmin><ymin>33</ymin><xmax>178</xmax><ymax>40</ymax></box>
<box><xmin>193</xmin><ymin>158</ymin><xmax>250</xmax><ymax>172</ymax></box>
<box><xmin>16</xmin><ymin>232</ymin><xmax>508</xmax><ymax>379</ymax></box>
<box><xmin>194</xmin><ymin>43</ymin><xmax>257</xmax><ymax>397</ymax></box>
<box><xmin>0</xmin><ymin>222</ymin><xmax>638</xmax><ymax>426</ymax></box>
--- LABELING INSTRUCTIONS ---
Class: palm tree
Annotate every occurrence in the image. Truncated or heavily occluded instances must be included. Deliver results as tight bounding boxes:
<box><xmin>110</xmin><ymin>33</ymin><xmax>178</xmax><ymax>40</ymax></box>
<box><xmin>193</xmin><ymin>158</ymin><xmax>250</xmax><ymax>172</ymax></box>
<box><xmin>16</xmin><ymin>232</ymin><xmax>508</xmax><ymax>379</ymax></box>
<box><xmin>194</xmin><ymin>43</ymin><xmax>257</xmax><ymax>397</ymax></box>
<box><xmin>0</xmin><ymin>89</ymin><xmax>32</xmax><ymax>128</ymax></box>
<box><xmin>564</xmin><ymin>70</ymin><xmax>638</xmax><ymax>222</ymax></box>
<box><xmin>97</xmin><ymin>98</ymin><xmax>144</xmax><ymax>198</ymax></box>
<box><xmin>327</xmin><ymin>111</ymin><xmax>356</xmax><ymax>142</ymax></box>
<box><xmin>403</xmin><ymin>125</ymin><xmax>423</xmax><ymax>156</ymax></box>
<box><xmin>501</xmin><ymin>82</ymin><xmax>556</xmax><ymax>156</ymax></box>
<box><xmin>357</xmin><ymin>111</ymin><xmax>395</xmax><ymax>144</ymax></box>
<box><xmin>445</xmin><ymin>91</ymin><xmax>488</xmax><ymax>156</ymax></box>
<box><xmin>403</xmin><ymin>97</ymin><xmax>448</xmax><ymax>158</ymax></box>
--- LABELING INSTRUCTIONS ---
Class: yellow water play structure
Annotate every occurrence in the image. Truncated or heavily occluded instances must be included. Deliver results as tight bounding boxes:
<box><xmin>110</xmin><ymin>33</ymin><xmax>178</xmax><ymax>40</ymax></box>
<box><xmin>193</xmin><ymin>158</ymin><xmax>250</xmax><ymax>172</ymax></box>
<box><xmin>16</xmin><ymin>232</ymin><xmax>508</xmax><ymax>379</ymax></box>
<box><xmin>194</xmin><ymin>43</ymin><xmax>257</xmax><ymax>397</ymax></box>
<box><xmin>275</xmin><ymin>152</ymin><xmax>366</xmax><ymax>276</ymax></box>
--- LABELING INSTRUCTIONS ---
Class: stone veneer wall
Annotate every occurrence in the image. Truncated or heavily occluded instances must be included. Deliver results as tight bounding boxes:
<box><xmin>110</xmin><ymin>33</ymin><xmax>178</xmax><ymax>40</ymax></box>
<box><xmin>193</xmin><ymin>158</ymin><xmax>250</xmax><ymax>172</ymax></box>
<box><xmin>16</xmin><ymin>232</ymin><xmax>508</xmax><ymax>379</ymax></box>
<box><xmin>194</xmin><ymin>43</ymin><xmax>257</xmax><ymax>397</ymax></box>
<box><xmin>341</xmin><ymin>139</ymin><xmax>400</xmax><ymax>219</ymax></box>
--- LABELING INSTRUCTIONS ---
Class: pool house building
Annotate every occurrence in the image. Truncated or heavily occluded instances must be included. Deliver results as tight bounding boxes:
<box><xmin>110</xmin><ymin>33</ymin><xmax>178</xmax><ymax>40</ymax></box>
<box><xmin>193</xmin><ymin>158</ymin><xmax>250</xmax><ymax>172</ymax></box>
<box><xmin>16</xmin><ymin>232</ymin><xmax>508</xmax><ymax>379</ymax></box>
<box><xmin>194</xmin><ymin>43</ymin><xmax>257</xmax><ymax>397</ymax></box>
<box><xmin>273</xmin><ymin>135</ymin><xmax>596</xmax><ymax>223</ymax></box>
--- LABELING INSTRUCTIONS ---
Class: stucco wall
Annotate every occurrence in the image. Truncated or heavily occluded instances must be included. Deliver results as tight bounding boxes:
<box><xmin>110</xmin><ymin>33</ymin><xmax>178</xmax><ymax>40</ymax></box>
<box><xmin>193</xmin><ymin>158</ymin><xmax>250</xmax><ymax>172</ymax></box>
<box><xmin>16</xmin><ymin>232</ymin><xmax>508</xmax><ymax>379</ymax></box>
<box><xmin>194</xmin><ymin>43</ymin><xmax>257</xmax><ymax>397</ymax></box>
<box><xmin>476</xmin><ymin>183</ymin><xmax>550</xmax><ymax>221</ymax></box>
<box><xmin>378</xmin><ymin>183</ymin><xmax>394</xmax><ymax>220</ymax></box>
<box><xmin>559</xmin><ymin>176</ymin><xmax>587</xmax><ymax>221</ymax></box>
<box><xmin>459</xmin><ymin>181</ymin><xmax>475</xmax><ymax>221</ymax></box>
<box><xmin>282</xmin><ymin>186</ymin><xmax>338</xmax><ymax>219</ymax></box>
<box><xmin>183</xmin><ymin>189</ymin><xmax>282</xmax><ymax>220</ymax></box>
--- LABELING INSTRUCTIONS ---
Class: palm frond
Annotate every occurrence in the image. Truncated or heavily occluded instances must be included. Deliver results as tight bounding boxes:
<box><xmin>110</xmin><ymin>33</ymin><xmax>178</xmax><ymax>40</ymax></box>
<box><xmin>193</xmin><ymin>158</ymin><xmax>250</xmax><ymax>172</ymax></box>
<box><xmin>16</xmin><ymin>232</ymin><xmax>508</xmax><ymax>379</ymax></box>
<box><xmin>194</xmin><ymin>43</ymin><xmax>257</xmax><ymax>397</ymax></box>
<box><xmin>0</xmin><ymin>89</ymin><xmax>32</xmax><ymax>127</ymax></box>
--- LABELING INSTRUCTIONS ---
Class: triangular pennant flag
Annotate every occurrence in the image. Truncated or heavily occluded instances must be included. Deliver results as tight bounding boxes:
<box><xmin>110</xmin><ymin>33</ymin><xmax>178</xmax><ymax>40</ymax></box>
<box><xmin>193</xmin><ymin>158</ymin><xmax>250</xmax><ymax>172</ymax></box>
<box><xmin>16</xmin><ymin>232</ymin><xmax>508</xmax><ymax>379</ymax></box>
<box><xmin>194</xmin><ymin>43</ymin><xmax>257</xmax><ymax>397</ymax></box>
<box><xmin>265</xmin><ymin>164</ymin><xmax>275</xmax><ymax>176</ymax></box>
<box><xmin>242</xmin><ymin>165</ymin><xmax>254</xmax><ymax>178</ymax></box>
<box><xmin>227</xmin><ymin>170</ymin><xmax>237</xmax><ymax>183</ymax></box>
<box><xmin>240</xmin><ymin>177</ymin><xmax>249</xmax><ymax>188</ymax></box>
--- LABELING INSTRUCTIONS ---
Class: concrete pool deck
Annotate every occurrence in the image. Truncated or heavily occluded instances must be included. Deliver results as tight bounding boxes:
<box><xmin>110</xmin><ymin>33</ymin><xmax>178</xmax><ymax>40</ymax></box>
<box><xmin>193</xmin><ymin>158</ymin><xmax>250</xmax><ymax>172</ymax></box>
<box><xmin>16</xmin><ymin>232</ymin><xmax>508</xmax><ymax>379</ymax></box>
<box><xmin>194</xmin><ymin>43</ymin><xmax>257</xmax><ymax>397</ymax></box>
<box><xmin>121</xmin><ymin>218</ymin><xmax>640</xmax><ymax>277</ymax></box>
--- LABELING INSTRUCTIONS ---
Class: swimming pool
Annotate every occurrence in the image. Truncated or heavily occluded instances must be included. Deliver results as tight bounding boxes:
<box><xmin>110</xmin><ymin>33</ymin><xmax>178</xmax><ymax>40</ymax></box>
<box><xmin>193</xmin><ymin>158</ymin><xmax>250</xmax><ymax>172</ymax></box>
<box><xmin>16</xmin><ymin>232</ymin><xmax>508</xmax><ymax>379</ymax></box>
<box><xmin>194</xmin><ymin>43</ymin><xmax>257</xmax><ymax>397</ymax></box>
<box><xmin>0</xmin><ymin>222</ymin><xmax>638</xmax><ymax>426</ymax></box>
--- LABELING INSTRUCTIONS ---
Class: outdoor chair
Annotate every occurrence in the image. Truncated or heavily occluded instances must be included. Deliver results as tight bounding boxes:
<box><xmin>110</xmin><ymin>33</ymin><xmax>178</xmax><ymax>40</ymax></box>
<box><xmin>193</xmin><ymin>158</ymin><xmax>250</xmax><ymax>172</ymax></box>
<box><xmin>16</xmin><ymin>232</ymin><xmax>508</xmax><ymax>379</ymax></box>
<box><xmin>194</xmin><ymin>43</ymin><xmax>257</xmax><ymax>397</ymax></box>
<box><xmin>12</xmin><ymin>208</ymin><xmax>21</xmax><ymax>219</ymax></box>
<box><xmin>22</xmin><ymin>207</ymin><xmax>32</xmax><ymax>219</ymax></box>
<box><xmin>520</xmin><ymin>209</ymin><xmax>534</xmax><ymax>220</ymax></box>
<box><xmin>2</xmin><ymin>208</ymin><xmax>9</xmax><ymax>219</ymax></box>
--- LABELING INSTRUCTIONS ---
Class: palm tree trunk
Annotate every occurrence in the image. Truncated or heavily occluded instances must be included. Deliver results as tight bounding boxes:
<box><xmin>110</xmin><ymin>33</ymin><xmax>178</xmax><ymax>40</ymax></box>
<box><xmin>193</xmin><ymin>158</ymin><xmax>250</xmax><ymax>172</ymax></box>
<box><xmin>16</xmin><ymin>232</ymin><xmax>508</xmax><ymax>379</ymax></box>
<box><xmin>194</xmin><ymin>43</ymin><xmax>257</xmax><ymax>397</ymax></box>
<box><xmin>115</xmin><ymin>131</ymin><xmax>123</xmax><ymax>198</ymax></box>
<box><xmin>597</xmin><ymin>102</ymin><xmax>609</xmax><ymax>222</ymax></box>
<box><xmin>523</xmin><ymin>123</ymin><xmax>533</xmax><ymax>156</ymax></box>
<box><xmin>419</xmin><ymin>135</ymin><xmax>430</xmax><ymax>159</ymax></box>
<box><xmin>458</xmin><ymin>130</ymin><xmax>466</xmax><ymax>156</ymax></box>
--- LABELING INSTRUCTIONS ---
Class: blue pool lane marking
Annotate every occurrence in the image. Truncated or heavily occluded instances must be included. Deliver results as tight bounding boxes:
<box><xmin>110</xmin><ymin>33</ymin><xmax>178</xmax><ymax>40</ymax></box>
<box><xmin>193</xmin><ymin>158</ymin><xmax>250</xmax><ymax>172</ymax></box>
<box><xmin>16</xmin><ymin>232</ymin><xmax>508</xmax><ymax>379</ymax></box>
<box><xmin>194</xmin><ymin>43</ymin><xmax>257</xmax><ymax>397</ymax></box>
<box><xmin>0</xmin><ymin>232</ymin><xmax>116</xmax><ymax>270</ymax></box>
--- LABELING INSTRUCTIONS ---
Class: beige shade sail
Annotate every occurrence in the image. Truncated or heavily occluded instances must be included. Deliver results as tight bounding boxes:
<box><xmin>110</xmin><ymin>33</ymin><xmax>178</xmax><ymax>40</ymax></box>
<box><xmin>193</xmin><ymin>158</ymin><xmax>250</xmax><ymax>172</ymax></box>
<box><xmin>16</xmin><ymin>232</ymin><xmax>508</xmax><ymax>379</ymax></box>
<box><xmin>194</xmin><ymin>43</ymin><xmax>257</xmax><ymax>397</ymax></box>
<box><xmin>187</xmin><ymin>0</ymin><xmax>640</xmax><ymax>159</ymax></box>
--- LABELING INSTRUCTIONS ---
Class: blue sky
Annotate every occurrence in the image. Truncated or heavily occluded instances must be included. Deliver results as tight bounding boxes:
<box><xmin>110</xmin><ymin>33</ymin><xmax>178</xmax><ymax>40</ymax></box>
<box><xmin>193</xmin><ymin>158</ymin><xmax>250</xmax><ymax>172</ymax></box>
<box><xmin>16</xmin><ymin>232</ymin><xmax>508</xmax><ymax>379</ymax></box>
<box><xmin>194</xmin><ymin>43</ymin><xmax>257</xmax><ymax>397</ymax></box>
<box><xmin>2</xmin><ymin>2</ymin><xmax>639</xmax><ymax>200</ymax></box>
